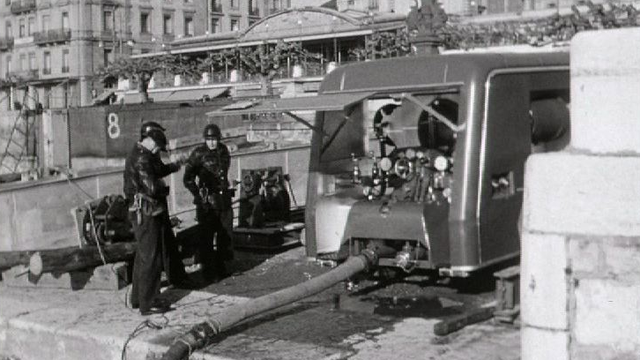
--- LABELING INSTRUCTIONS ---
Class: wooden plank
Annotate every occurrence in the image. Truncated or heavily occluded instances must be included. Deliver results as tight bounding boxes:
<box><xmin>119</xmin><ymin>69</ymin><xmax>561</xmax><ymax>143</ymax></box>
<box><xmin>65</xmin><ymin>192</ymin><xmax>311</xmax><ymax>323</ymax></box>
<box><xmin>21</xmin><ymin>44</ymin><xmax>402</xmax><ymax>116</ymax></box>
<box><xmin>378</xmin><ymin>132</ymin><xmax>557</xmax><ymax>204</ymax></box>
<box><xmin>433</xmin><ymin>306</ymin><xmax>495</xmax><ymax>336</ymax></box>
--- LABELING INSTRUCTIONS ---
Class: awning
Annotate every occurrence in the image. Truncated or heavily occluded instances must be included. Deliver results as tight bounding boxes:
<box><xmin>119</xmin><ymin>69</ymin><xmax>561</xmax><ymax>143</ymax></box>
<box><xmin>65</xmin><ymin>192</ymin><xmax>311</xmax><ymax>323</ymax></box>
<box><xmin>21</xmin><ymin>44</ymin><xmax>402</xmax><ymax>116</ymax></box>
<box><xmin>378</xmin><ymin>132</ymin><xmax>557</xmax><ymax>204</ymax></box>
<box><xmin>207</xmin><ymin>91</ymin><xmax>375</xmax><ymax>117</ymax></box>
<box><xmin>92</xmin><ymin>90</ymin><xmax>115</xmax><ymax>105</ymax></box>
<box><xmin>121</xmin><ymin>87</ymin><xmax>229</xmax><ymax>104</ymax></box>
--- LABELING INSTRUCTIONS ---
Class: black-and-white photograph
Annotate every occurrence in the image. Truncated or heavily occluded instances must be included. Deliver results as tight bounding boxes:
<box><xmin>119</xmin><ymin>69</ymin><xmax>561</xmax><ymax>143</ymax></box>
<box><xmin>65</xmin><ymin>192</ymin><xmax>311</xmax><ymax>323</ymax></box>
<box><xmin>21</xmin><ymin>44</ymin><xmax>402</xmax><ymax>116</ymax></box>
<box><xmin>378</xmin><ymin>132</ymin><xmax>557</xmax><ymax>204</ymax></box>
<box><xmin>0</xmin><ymin>0</ymin><xmax>638</xmax><ymax>358</ymax></box>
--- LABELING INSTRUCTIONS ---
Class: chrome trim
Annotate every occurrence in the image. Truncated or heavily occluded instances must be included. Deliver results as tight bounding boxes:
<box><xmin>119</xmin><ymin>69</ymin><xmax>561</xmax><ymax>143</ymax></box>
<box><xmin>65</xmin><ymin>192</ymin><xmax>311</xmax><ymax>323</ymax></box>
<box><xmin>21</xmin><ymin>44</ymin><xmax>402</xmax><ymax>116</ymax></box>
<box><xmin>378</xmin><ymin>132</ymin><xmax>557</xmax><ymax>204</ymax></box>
<box><xmin>449</xmin><ymin>251</ymin><xmax>520</xmax><ymax>273</ymax></box>
<box><xmin>476</xmin><ymin>66</ymin><xmax>569</xmax><ymax>264</ymax></box>
<box><xmin>321</xmin><ymin>82</ymin><xmax>464</xmax><ymax>96</ymax></box>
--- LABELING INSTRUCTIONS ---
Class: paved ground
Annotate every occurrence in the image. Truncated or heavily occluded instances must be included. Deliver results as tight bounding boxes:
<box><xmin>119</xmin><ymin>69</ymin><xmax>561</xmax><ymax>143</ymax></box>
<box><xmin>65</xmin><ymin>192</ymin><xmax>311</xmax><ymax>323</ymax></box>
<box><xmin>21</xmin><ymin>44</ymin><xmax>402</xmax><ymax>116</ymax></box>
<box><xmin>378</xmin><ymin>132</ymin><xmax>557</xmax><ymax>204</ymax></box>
<box><xmin>197</xmin><ymin>245</ymin><xmax>521</xmax><ymax>359</ymax></box>
<box><xmin>0</xmin><ymin>245</ymin><xmax>521</xmax><ymax>360</ymax></box>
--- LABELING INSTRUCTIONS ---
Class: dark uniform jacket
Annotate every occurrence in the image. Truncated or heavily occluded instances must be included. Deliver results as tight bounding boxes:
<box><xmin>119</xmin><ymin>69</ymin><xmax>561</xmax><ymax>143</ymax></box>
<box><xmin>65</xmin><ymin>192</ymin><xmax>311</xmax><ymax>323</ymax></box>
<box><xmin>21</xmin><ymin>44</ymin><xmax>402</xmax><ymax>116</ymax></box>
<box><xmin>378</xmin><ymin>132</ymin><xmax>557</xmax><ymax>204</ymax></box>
<box><xmin>183</xmin><ymin>143</ymin><xmax>231</xmax><ymax>200</ymax></box>
<box><xmin>123</xmin><ymin>143</ymin><xmax>170</xmax><ymax>203</ymax></box>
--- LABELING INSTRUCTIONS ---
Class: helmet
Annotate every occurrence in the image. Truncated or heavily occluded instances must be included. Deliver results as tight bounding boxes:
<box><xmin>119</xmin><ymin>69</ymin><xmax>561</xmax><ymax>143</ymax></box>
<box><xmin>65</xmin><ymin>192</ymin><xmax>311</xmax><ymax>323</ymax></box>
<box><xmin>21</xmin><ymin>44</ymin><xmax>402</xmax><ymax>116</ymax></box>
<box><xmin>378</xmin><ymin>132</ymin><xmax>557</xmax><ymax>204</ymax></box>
<box><xmin>203</xmin><ymin>124</ymin><xmax>222</xmax><ymax>140</ymax></box>
<box><xmin>140</xmin><ymin>121</ymin><xmax>166</xmax><ymax>139</ymax></box>
<box><xmin>146</xmin><ymin>128</ymin><xmax>167</xmax><ymax>151</ymax></box>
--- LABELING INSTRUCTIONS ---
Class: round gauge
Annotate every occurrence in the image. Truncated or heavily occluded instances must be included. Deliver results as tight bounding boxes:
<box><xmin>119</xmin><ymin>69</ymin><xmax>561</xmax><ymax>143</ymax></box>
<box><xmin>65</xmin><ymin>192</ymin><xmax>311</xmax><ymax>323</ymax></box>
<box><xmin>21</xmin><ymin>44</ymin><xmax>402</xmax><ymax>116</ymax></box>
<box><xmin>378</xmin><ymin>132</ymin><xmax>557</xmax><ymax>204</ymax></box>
<box><xmin>394</xmin><ymin>158</ymin><xmax>414</xmax><ymax>180</ymax></box>
<box><xmin>434</xmin><ymin>156</ymin><xmax>449</xmax><ymax>172</ymax></box>
<box><xmin>405</xmin><ymin>148</ymin><xmax>416</xmax><ymax>160</ymax></box>
<box><xmin>416</xmin><ymin>150</ymin><xmax>425</xmax><ymax>160</ymax></box>
<box><xmin>379</xmin><ymin>157</ymin><xmax>393</xmax><ymax>172</ymax></box>
<box><xmin>396</xmin><ymin>151</ymin><xmax>405</xmax><ymax>159</ymax></box>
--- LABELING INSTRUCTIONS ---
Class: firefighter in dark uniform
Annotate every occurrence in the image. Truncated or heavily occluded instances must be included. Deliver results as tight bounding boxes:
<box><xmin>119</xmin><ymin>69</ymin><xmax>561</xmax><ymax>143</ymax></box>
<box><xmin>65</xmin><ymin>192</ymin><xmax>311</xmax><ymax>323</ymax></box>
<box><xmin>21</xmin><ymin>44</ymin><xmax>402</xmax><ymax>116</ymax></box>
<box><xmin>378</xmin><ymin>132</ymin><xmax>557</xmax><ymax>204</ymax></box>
<box><xmin>124</xmin><ymin>128</ymin><xmax>174</xmax><ymax>315</ymax></box>
<box><xmin>138</xmin><ymin>121</ymin><xmax>190</xmax><ymax>287</ymax></box>
<box><xmin>183</xmin><ymin>124</ymin><xmax>234</xmax><ymax>281</ymax></box>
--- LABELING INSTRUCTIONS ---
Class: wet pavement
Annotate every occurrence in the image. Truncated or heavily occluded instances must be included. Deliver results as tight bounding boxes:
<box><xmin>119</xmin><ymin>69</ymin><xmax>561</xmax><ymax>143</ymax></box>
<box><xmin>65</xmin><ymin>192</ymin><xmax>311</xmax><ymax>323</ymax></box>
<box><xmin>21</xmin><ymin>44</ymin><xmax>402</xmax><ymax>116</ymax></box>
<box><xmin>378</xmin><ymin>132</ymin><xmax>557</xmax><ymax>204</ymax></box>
<box><xmin>196</xmin><ymin>245</ymin><xmax>521</xmax><ymax>360</ymax></box>
<box><xmin>0</xmin><ymin>244</ymin><xmax>520</xmax><ymax>360</ymax></box>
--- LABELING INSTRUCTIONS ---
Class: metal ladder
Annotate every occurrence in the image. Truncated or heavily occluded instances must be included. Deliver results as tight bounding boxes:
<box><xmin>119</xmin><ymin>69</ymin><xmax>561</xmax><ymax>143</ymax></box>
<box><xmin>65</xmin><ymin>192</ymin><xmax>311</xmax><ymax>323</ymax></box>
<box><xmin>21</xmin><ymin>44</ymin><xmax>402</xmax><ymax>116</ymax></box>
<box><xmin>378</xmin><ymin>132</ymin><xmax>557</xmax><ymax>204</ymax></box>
<box><xmin>0</xmin><ymin>91</ymin><xmax>39</xmax><ymax>174</ymax></box>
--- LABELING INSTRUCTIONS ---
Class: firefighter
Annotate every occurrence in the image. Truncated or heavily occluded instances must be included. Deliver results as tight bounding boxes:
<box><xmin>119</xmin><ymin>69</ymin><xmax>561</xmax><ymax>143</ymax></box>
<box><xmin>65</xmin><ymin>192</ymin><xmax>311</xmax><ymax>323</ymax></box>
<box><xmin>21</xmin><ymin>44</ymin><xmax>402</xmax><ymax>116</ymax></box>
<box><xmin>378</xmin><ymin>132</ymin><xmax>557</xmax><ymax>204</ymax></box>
<box><xmin>123</xmin><ymin>128</ymin><xmax>173</xmax><ymax>315</ymax></box>
<box><xmin>183</xmin><ymin>124</ymin><xmax>234</xmax><ymax>282</ymax></box>
<box><xmin>138</xmin><ymin>121</ymin><xmax>190</xmax><ymax>287</ymax></box>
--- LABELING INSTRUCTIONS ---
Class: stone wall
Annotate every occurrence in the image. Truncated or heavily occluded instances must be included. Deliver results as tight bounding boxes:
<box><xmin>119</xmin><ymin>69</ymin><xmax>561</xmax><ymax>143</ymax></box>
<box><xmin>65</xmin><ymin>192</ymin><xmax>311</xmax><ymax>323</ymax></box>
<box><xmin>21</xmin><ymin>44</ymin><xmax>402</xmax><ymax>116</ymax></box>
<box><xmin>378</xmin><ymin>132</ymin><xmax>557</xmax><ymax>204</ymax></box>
<box><xmin>521</xmin><ymin>28</ymin><xmax>640</xmax><ymax>359</ymax></box>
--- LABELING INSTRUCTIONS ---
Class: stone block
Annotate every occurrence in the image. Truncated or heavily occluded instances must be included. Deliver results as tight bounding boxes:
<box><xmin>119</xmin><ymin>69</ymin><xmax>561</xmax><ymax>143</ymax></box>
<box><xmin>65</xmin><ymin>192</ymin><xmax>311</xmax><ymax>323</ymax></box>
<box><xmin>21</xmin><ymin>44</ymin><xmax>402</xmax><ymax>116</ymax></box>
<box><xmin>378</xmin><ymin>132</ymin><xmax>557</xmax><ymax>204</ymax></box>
<box><xmin>523</xmin><ymin>153</ymin><xmax>640</xmax><ymax>237</ymax></box>
<box><xmin>574</xmin><ymin>278</ymin><xmax>640</xmax><ymax>351</ymax></box>
<box><xmin>572</xmin><ymin>345</ymin><xmax>639</xmax><ymax>360</ymax></box>
<box><xmin>570</xmin><ymin>236</ymin><xmax>640</xmax><ymax>279</ymax></box>
<box><xmin>569</xmin><ymin>238</ymin><xmax>601</xmax><ymax>274</ymax></box>
<box><xmin>521</xmin><ymin>232</ymin><xmax>569</xmax><ymax>330</ymax></box>
<box><xmin>521</xmin><ymin>326</ymin><xmax>569</xmax><ymax>360</ymax></box>
<box><xmin>2</xmin><ymin>262</ymin><xmax>129</xmax><ymax>290</ymax></box>
<box><xmin>600</xmin><ymin>238</ymin><xmax>640</xmax><ymax>279</ymax></box>
<box><xmin>571</xmin><ymin>29</ymin><xmax>640</xmax><ymax>154</ymax></box>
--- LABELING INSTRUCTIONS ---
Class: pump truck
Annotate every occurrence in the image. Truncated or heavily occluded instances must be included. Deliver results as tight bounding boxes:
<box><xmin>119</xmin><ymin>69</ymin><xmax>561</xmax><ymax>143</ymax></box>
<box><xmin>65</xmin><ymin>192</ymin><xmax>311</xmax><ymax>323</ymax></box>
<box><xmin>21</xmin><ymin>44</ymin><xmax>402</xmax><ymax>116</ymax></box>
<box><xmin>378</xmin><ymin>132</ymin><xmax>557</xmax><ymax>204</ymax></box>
<box><xmin>210</xmin><ymin>51</ymin><xmax>570</xmax><ymax>278</ymax></box>
<box><xmin>163</xmin><ymin>52</ymin><xmax>570</xmax><ymax>358</ymax></box>
<box><xmin>306</xmin><ymin>51</ymin><xmax>570</xmax><ymax>278</ymax></box>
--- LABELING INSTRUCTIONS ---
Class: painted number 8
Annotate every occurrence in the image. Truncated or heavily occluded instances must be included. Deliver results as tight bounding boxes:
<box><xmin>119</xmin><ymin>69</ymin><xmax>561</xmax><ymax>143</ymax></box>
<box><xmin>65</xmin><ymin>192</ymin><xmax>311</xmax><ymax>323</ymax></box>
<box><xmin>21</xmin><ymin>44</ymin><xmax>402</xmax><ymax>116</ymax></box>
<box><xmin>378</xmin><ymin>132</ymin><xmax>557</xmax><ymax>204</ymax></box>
<box><xmin>107</xmin><ymin>113</ymin><xmax>121</xmax><ymax>139</ymax></box>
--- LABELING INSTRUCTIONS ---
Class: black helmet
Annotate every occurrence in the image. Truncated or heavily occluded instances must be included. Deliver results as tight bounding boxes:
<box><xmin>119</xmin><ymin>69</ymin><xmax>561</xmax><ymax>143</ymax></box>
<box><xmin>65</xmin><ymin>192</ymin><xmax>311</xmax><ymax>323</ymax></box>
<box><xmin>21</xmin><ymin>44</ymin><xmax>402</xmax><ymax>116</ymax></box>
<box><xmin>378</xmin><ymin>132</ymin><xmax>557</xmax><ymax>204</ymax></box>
<box><xmin>140</xmin><ymin>121</ymin><xmax>166</xmax><ymax>139</ymax></box>
<box><xmin>146</xmin><ymin>128</ymin><xmax>167</xmax><ymax>151</ymax></box>
<box><xmin>203</xmin><ymin>124</ymin><xmax>222</xmax><ymax>140</ymax></box>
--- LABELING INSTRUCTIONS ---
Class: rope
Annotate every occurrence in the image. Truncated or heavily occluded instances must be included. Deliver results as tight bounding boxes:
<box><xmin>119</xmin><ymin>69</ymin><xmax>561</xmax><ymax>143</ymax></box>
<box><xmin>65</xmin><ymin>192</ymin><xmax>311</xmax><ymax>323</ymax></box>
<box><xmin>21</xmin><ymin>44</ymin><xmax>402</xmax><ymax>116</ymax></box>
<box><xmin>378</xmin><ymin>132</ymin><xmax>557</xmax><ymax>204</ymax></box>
<box><xmin>87</xmin><ymin>206</ymin><xmax>108</xmax><ymax>266</ymax></box>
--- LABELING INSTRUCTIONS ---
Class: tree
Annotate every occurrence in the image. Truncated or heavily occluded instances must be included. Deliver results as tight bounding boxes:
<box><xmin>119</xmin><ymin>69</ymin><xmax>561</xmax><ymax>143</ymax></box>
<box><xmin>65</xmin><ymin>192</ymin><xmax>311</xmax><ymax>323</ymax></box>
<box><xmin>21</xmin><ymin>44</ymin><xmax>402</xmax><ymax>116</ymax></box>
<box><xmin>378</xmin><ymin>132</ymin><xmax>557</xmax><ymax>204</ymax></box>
<box><xmin>202</xmin><ymin>41</ymin><xmax>321</xmax><ymax>96</ymax></box>
<box><xmin>101</xmin><ymin>54</ymin><xmax>177</xmax><ymax>103</ymax></box>
<box><xmin>349</xmin><ymin>30</ymin><xmax>411</xmax><ymax>61</ymax></box>
<box><xmin>164</xmin><ymin>54</ymin><xmax>201</xmax><ymax>86</ymax></box>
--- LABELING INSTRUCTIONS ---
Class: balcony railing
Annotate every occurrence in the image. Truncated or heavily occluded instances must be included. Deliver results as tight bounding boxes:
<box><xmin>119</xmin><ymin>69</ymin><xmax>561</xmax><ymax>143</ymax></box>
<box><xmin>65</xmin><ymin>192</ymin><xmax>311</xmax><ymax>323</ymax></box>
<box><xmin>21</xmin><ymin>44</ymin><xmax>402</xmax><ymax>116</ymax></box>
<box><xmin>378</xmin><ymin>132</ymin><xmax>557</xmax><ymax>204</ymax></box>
<box><xmin>34</xmin><ymin>29</ymin><xmax>72</xmax><ymax>45</ymax></box>
<box><xmin>0</xmin><ymin>37</ymin><xmax>14</xmax><ymax>51</ymax></box>
<box><xmin>10</xmin><ymin>0</ymin><xmax>36</xmax><ymax>13</ymax></box>
<box><xmin>8</xmin><ymin>69</ymin><xmax>39</xmax><ymax>81</ymax></box>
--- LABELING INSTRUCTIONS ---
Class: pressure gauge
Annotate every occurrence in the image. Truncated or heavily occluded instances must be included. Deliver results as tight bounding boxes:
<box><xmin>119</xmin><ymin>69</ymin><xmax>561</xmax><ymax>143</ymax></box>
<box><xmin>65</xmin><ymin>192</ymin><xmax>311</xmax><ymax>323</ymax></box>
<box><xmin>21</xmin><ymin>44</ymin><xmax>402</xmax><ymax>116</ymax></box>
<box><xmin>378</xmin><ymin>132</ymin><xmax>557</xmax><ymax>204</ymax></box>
<box><xmin>405</xmin><ymin>148</ymin><xmax>416</xmax><ymax>160</ymax></box>
<box><xmin>379</xmin><ymin>157</ymin><xmax>393</xmax><ymax>172</ymax></box>
<box><xmin>416</xmin><ymin>150</ymin><xmax>425</xmax><ymax>160</ymax></box>
<box><xmin>394</xmin><ymin>158</ymin><xmax>414</xmax><ymax>180</ymax></box>
<box><xmin>396</xmin><ymin>151</ymin><xmax>405</xmax><ymax>159</ymax></box>
<box><xmin>434</xmin><ymin>156</ymin><xmax>449</xmax><ymax>172</ymax></box>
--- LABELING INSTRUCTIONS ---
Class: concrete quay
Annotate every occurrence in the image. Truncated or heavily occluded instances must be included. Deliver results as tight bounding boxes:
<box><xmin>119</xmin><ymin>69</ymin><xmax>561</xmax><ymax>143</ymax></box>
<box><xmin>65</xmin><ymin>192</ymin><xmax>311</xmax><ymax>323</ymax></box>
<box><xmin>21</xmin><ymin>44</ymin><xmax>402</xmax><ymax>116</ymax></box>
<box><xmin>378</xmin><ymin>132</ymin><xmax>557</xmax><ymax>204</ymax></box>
<box><xmin>0</xmin><ymin>281</ymin><xmax>520</xmax><ymax>360</ymax></box>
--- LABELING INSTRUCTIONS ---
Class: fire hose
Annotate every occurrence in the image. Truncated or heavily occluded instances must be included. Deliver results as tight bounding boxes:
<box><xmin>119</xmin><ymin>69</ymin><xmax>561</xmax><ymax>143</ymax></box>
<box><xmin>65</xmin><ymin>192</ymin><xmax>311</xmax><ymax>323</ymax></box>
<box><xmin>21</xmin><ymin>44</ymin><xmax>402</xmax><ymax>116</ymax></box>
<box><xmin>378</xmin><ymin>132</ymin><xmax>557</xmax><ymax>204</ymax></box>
<box><xmin>161</xmin><ymin>249</ymin><xmax>379</xmax><ymax>360</ymax></box>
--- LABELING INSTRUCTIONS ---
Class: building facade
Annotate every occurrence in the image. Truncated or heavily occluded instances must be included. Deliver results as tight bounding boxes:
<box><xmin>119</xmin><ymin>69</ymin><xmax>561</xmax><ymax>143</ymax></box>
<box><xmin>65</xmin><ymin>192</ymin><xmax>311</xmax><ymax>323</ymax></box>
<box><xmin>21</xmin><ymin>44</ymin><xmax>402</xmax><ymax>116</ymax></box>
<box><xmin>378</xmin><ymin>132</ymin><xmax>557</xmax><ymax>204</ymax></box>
<box><xmin>0</xmin><ymin>0</ymin><xmax>266</xmax><ymax>109</ymax></box>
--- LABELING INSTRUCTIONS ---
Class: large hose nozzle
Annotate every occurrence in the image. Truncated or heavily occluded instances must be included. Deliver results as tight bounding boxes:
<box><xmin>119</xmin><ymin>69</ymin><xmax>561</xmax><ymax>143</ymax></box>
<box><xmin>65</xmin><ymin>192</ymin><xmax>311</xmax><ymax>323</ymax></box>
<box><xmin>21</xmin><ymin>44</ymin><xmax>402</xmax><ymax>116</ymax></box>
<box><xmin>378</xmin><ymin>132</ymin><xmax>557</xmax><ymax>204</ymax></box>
<box><xmin>161</xmin><ymin>250</ymin><xmax>378</xmax><ymax>360</ymax></box>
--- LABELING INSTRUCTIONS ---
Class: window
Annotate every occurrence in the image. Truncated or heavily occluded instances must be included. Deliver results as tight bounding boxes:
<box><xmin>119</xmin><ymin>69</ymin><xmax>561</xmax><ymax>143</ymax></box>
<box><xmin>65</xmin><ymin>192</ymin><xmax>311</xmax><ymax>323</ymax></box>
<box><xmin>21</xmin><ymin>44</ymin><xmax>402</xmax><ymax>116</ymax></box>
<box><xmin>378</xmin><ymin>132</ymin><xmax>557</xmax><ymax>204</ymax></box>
<box><xmin>140</xmin><ymin>12</ymin><xmax>150</xmax><ymax>34</ymax></box>
<box><xmin>368</xmin><ymin>0</ymin><xmax>378</xmax><ymax>9</ymax></box>
<box><xmin>248</xmin><ymin>0</ymin><xmax>259</xmax><ymax>15</ymax></box>
<box><xmin>62</xmin><ymin>49</ymin><xmax>69</xmax><ymax>72</ymax></box>
<box><xmin>5</xmin><ymin>56</ymin><xmax>11</xmax><ymax>76</ymax></box>
<box><xmin>211</xmin><ymin>0</ymin><xmax>221</xmax><ymax>12</ymax></box>
<box><xmin>229</xmin><ymin>0</ymin><xmax>236</xmax><ymax>8</ymax></box>
<box><xmin>347</xmin><ymin>0</ymin><xmax>354</xmax><ymax>5</ymax></box>
<box><xmin>163</xmin><ymin>13</ymin><xmax>173</xmax><ymax>34</ymax></box>
<box><xmin>28</xmin><ymin>52</ymin><xmax>36</xmax><ymax>70</ymax></box>
<box><xmin>210</xmin><ymin>18</ymin><xmax>219</xmax><ymax>33</ymax></box>
<box><xmin>103</xmin><ymin>10</ymin><xmax>113</xmax><ymax>31</ymax></box>
<box><xmin>19</xmin><ymin>54</ymin><xmax>26</xmax><ymax>71</ymax></box>
<box><xmin>184</xmin><ymin>15</ymin><xmax>193</xmax><ymax>36</ymax></box>
<box><xmin>230</xmin><ymin>19</ymin><xmax>239</xmax><ymax>31</ymax></box>
<box><xmin>43</xmin><ymin>51</ymin><xmax>51</xmax><ymax>74</ymax></box>
<box><xmin>42</xmin><ymin>15</ymin><xmax>50</xmax><ymax>32</ymax></box>
<box><xmin>5</xmin><ymin>22</ymin><xmax>11</xmax><ymax>37</ymax></box>
<box><xmin>28</xmin><ymin>17</ymin><xmax>35</xmax><ymax>36</ymax></box>
<box><xmin>4</xmin><ymin>0</ymin><xmax>9</xmax><ymax>6</ymax></box>
<box><xmin>19</xmin><ymin>19</ymin><xmax>25</xmax><ymax>37</ymax></box>
<box><xmin>103</xmin><ymin>48</ymin><xmax>113</xmax><ymax>65</ymax></box>
<box><xmin>62</xmin><ymin>12</ymin><xmax>69</xmax><ymax>30</ymax></box>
